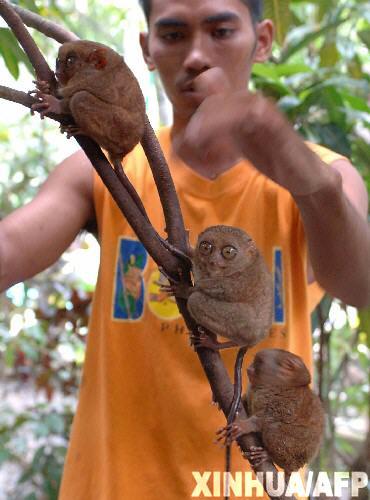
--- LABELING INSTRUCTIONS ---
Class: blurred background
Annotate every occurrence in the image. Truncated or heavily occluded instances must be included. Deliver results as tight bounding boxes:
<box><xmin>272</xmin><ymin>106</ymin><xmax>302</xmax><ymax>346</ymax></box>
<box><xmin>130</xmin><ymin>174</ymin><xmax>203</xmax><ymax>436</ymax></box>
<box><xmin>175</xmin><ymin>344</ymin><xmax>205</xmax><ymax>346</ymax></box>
<box><xmin>0</xmin><ymin>0</ymin><xmax>369</xmax><ymax>498</ymax></box>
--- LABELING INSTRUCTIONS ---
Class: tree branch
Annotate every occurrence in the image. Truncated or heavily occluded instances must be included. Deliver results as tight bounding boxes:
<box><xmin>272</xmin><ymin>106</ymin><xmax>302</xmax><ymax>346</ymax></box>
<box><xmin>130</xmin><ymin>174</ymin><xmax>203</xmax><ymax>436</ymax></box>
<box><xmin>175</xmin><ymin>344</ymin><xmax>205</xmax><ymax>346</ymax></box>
<box><xmin>141</xmin><ymin>117</ymin><xmax>188</xmax><ymax>251</ymax></box>
<box><xmin>12</xmin><ymin>4</ymin><xmax>78</xmax><ymax>44</ymax></box>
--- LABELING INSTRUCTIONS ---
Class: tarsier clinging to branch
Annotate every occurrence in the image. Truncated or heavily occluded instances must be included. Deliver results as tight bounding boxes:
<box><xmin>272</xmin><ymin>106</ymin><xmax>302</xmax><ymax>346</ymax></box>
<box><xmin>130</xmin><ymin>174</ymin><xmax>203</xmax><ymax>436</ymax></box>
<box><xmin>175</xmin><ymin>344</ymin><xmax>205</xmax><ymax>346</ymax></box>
<box><xmin>30</xmin><ymin>40</ymin><xmax>146</xmax><ymax>211</ymax></box>
<box><xmin>164</xmin><ymin>225</ymin><xmax>274</xmax><ymax>351</ymax></box>
<box><xmin>218</xmin><ymin>348</ymin><xmax>325</xmax><ymax>475</ymax></box>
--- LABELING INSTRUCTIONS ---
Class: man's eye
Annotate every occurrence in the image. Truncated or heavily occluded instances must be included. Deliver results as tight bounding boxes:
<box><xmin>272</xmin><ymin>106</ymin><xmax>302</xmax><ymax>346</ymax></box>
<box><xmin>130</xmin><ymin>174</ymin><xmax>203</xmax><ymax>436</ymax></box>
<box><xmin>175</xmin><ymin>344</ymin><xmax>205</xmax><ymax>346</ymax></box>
<box><xmin>161</xmin><ymin>32</ymin><xmax>185</xmax><ymax>42</ymax></box>
<box><xmin>213</xmin><ymin>28</ymin><xmax>234</xmax><ymax>39</ymax></box>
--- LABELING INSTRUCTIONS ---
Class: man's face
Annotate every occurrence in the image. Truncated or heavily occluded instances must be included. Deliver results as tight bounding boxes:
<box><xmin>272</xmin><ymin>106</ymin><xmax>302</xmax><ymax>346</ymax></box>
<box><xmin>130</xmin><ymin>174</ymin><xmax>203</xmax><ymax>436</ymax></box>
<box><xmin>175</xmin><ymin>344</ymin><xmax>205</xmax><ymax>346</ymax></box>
<box><xmin>141</xmin><ymin>0</ymin><xmax>268</xmax><ymax>119</ymax></box>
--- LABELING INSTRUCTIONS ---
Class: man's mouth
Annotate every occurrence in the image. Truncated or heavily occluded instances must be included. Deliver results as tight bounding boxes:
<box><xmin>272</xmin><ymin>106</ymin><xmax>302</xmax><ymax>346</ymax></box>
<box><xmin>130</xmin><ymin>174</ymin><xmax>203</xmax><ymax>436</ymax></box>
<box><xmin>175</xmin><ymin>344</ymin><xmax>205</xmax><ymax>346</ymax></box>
<box><xmin>181</xmin><ymin>81</ymin><xmax>196</xmax><ymax>93</ymax></box>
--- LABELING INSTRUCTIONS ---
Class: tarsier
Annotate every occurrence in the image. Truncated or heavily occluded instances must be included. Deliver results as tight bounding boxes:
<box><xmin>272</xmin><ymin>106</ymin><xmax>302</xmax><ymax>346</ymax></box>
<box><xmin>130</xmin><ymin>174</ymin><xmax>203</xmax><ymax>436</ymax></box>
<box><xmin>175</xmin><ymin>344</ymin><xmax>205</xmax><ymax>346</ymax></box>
<box><xmin>163</xmin><ymin>225</ymin><xmax>273</xmax><ymax>350</ymax></box>
<box><xmin>30</xmin><ymin>40</ymin><xmax>146</xmax><ymax>214</ymax></box>
<box><xmin>162</xmin><ymin>225</ymin><xmax>273</xmax><ymax>497</ymax></box>
<box><xmin>218</xmin><ymin>348</ymin><xmax>325</xmax><ymax>476</ymax></box>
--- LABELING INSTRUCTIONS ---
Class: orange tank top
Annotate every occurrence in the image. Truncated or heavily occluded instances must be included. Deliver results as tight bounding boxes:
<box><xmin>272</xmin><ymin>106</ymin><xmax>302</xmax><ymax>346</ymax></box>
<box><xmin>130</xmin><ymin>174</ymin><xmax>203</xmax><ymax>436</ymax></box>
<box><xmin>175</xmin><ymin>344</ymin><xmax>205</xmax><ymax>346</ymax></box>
<box><xmin>59</xmin><ymin>128</ymin><xmax>343</xmax><ymax>499</ymax></box>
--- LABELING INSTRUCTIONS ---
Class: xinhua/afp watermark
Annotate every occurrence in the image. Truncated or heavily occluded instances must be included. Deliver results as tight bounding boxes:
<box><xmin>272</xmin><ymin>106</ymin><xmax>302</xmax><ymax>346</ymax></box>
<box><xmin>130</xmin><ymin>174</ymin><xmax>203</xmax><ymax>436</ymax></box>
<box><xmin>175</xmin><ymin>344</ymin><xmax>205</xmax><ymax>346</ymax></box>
<box><xmin>191</xmin><ymin>471</ymin><xmax>369</xmax><ymax>498</ymax></box>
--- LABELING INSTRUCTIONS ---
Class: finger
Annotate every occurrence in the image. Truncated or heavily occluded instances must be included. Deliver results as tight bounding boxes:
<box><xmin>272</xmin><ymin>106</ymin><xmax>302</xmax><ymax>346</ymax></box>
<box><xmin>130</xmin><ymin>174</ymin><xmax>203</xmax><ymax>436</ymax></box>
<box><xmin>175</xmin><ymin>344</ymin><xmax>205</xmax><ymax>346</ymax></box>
<box><xmin>31</xmin><ymin>103</ymin><xmax>50</xmax><ymax>112</ymax></box>
<box><xmin>216</xmin><ymin>426</ymin><xmax>230</xmax><ymax>435</ymax></box>
<box><xmin>192</xmin><ymin>67</ymin><xmax>231</xmax><ymax>97</ymax></box>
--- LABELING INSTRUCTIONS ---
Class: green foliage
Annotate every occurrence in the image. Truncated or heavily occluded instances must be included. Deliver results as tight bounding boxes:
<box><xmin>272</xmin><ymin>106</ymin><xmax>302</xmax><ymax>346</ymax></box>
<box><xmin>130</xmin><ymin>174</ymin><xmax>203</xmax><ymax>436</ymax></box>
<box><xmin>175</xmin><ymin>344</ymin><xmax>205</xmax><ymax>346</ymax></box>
<box><xmin>0</xmin><ymin>28</ymin><xmax>33</xmax><ymax>79</ymax></box>
<box><xmin>312</xmin><ymin>300</ymin><xmax>370</xmax><ymax>473</ymax></box>
<box><xmin>264</xmin><ymin>0</ymin><xmax>292</xmax><ymax>45</ymax></box>
<box><xmin>0</xmin><ymin>404</ymin><xmax>73</xmax><ymax>499</ymax></box>
<box><xmin>257</xmin><ymin>0</ymin><xmax>370</xmax><ymax>191</ymax></box>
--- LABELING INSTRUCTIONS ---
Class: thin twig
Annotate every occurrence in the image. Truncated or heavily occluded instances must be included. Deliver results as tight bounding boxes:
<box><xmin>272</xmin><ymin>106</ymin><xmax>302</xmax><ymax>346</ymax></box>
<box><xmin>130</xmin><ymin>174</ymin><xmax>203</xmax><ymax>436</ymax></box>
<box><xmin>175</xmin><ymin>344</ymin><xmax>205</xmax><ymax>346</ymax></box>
<box><xmin>12</xmin><ymin>4</ymin><xmax>78</xmax><ymax>44</ymax></box>
<box><xmin>141</xmin><ymin>117</ymin><xmax>188</xmax><ymax>251</ymax></box>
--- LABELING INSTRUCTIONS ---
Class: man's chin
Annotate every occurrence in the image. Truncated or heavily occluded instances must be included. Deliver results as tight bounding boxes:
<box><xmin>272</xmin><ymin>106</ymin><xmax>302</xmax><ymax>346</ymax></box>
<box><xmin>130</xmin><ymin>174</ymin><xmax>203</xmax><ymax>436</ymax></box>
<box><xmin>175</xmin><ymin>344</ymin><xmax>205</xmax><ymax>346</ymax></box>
<box><xmin>176</xmin><ymin>91</ymin><xmax>207</xmax><ymax>116</ymax></box>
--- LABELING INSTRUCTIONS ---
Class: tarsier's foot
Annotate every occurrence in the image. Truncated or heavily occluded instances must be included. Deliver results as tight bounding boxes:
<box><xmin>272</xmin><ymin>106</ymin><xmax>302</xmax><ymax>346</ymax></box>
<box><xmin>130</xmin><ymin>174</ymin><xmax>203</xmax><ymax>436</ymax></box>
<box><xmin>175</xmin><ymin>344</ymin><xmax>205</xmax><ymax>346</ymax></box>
<box><xmin>60</xmin><ymin>124</ymin><xmax>82</xmax><ymax>138</ymax></box>
<box><xmin>242</xmin><ymin>446</ymin><xmax>269</xmax><ymax>467</ymax></box>
<box><xmin>190</xmin><ymin>329</ymin><xmax>220</xmax><ymax>351</ymax></box>
<box><xmin>191</xmin><ymin>328</ymin><xmax>237</xmax><ymax>352</ymax></box>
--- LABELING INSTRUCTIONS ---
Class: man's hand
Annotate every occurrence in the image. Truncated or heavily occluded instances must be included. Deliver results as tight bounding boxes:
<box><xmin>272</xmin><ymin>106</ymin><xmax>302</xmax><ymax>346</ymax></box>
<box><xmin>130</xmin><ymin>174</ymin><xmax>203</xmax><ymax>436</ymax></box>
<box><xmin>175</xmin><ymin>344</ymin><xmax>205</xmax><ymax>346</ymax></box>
<box><xmin>179</xmin><ymin>68</ymin><xmax>336</xmax><ymax>195</ymax></box>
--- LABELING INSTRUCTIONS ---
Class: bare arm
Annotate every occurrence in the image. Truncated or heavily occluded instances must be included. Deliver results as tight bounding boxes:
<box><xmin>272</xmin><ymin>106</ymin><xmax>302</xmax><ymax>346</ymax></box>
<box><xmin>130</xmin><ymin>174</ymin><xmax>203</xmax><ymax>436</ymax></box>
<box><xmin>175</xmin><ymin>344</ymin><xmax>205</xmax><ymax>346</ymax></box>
<box><xmin>0</xmin><ymin>149</ymin><xmax>95</xmax><ymax>291</ymax></box>
<box><xmin>296</xmin><ymin>157</ymin><xmax>370</xmax><ymax>308</ymax></box>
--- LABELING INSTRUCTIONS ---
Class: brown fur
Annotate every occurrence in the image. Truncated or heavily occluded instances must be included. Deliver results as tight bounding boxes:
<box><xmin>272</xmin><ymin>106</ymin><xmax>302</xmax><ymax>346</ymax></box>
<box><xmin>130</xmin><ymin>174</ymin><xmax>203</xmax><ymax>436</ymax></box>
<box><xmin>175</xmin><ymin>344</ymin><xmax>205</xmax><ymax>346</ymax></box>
<box><xmin>243</xmin><ymin>349</ymin><xmax>325</xmax><ymax>473</ymax></box>
<box><xmin>188</xmin><ymin>225</ymin><xmax>273</xmax><ymax>347</ymax></box>
<box><xmin>55</xmin><ymin>40</ymin><xmax>145</xmax><ymax>162</ymax></box>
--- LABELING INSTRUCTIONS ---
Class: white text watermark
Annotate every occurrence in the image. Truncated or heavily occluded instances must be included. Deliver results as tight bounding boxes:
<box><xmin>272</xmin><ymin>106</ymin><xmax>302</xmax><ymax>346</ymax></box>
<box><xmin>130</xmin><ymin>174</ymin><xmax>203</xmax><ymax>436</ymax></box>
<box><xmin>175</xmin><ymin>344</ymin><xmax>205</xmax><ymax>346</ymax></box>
<box><xmin>191</xmin><ymin>471</ymin><xmax>369</xmax><ymax>498</ymax></box>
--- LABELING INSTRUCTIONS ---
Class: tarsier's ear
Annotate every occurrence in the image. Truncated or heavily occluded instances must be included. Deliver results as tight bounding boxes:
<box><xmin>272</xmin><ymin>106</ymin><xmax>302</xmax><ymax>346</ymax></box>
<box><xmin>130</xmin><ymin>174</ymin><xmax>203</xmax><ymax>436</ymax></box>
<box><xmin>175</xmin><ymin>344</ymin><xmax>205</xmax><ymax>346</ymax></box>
<box><xmin>281</xmin><ymin>356</ymin><xmax>311</xmax><ymax>385</ymax></box>
<box><xmin>87</xmin><ymin>49</ymin><xmax>108</xmax><ymax>70</ymax></box>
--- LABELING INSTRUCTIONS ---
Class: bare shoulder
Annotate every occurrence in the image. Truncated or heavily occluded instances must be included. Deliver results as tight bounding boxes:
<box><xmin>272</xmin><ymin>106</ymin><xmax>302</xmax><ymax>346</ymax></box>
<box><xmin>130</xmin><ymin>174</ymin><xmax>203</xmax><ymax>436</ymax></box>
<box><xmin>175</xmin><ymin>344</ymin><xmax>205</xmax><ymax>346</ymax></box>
<box><xmin>38</xmin><ymin>149</ymin><xmax>95</xmax><ymax>225</ymax></box>
<box><xmin>330</xmin><ymin>158</ymin><xmax>368</xmax><ymax>217</ymax></box>
<box><xmin>41</xmin><ymin>149</ymin><xmax>94</xmax><ymax>200</ymax></box>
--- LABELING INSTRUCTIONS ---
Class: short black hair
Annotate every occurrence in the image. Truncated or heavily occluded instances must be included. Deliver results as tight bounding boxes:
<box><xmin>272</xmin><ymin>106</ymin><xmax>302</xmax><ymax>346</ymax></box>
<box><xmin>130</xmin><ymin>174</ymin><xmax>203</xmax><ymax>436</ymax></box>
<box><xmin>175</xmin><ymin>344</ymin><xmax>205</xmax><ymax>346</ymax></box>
<box><xmin>139</xmin><ymin>0</ymin><xmax>263</xmax><ymax>24</ymax></box>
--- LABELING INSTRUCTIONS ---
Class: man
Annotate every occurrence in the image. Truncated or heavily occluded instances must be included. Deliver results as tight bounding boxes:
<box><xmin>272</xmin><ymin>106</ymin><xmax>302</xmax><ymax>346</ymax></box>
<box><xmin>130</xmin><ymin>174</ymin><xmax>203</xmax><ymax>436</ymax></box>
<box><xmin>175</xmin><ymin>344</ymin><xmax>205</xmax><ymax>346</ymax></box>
<box><xmin>0</xmin><ymin>0</ymin><xmax>369</xmax><ymax>498</ymax></box>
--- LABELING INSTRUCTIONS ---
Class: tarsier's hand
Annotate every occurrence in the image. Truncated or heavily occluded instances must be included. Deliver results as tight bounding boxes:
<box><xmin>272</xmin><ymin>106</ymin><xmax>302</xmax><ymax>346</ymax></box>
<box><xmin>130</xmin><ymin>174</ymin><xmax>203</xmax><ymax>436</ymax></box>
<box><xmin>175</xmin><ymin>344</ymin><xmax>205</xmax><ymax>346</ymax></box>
<box><xmin>158</xmin><ymin>279</ymin><xmax>192</xmax><ymax>300</ymax></box>
<box><xmin>28</xmin><ymin>79</ymin><xmax>51</xmax><ymax>96</ymax></box>
<box><xmin>31</xmin><ymin>93</ymin><xmax>63</xmax><ymax>119</ymax></box>
<box><xmin>216</xmin><ymin>420</ymin><xmax>245</xmax><ymax>446</ymax></box>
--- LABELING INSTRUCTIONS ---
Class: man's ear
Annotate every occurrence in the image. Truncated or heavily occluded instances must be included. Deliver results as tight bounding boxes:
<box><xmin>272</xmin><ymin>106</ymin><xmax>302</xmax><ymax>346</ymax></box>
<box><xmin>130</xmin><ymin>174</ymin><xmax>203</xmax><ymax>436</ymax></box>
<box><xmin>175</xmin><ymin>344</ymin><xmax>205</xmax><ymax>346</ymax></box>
<box><xmin>253</xmin><ymin>20</ymin><xmax>274</xmax><ymax>63</ymax></box>
<box><xmin>140</xmin><ymin>32</ymin><xmax>156</xmax><ymax>71</ymax></box>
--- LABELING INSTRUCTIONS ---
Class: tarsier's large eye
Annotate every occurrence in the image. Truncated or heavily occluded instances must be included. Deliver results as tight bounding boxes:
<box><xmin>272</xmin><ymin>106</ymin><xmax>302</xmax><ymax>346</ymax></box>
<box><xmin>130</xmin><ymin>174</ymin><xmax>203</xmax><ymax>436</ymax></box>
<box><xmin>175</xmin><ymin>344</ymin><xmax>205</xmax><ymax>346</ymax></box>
<box><xmin>221</xmin><ymin>245</ymin><xmax>238</xmax><ymax>260</ymax></box>
<box><xmin>66</xmin><ymin>54</ymin><xmax>76</xmax><ymax>66</ymax></box>
<box><xmin>199</xmin><ymin>241</ymin><xmax>213</xmax><ymax>255</ymax></box>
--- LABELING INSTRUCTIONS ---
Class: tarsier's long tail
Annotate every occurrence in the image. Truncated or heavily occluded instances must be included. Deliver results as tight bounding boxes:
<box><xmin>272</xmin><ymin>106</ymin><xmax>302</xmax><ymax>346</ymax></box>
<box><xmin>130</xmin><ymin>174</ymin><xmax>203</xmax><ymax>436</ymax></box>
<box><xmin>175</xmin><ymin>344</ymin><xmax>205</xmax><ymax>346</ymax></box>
<box><xmin>225</xmin><ymin>346</ymin><xmax>248</xmax><ymax>500</ymax></box>
<box><xmin>112</xmin><ymin>158</ymin><xmax>150</xmax><ymax>222</ymax></box>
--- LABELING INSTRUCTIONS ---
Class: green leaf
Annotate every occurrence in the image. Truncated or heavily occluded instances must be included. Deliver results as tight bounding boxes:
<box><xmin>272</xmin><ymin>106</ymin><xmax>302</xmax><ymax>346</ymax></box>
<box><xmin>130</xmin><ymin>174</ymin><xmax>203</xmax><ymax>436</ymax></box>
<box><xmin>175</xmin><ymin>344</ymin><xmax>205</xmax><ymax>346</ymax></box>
<box><xmin>348</xmin><ymin>55</ymin><xmax>364</xmax><ymax>79</ymax></box>
<box><xmin>358</xmin><ymin>308</ymin><xmax>370</xmax><ymax>348</ymax></box>
<box><xmin>253</xmin><ymin>77</ymin><xmax>291</xmax><ymax>99</ymax></box>
<box><xmin>358</xmin><ymin>29</ymin><xmax>370</xmax><ymax>48</ymax></box>
<box><xmin>0</xmin><ymin>448</ymin><xmax>13</xmax><ymax>464</ymax></box>
<box><xmin>280</xmin><ymin>16</ymin><xmax>348</xmax><ymax>62</ymax></box>
<box><xmin>264</xmin><ymin>0</ymin><xmax>292</xmax><ymax>45</ymax></box>
<box><xmin>0</xmin><ymin>28</ymin><xmax>33</xmax><ymax>79</ymax></box>
<box><xmin>338</xmin><ymin>91</ymin><xmax>370</xmax><ymax>113</ymax></box>
<box><xmin>0</xmin><ymin>35</ymin><xmax>19</xmax><ymax>79</ymax></box>
<box><xmin>4</xmin><ymin>344</ymin><xmax>15</xmax><ymax>368</ymax></box>
<box><xmin>24</xmin><ymin>494</ymin><xmax>38</xmax><ymax>500</ymax></box>
<box><xmin>317</xmin><ymin>0</ymin><xmax>334</xmax><ymax>22</ymax></box>
<box><xmin>0</xmin><ymin>128</ymin><xmax>10</xmax><ymax>142</ymax></box>
<box><xmin>319</xmin><ymin>41</ymin><xmax>340</xmax><ymax>67</ymax></box>
<box><xmin>306</xmin><ymin>123</ymin><xmax>351</xmax><ymax>157</ymax></box>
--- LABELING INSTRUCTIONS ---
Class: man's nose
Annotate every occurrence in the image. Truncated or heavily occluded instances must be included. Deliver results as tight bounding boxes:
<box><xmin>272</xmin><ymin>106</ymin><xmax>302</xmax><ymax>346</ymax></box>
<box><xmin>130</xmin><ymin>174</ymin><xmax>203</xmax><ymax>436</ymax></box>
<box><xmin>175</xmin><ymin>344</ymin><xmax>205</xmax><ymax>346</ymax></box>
<box><xmin>183</xmin><ymin>33</ymin><xmax>211</xmax><ymax>73</ymax></box>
